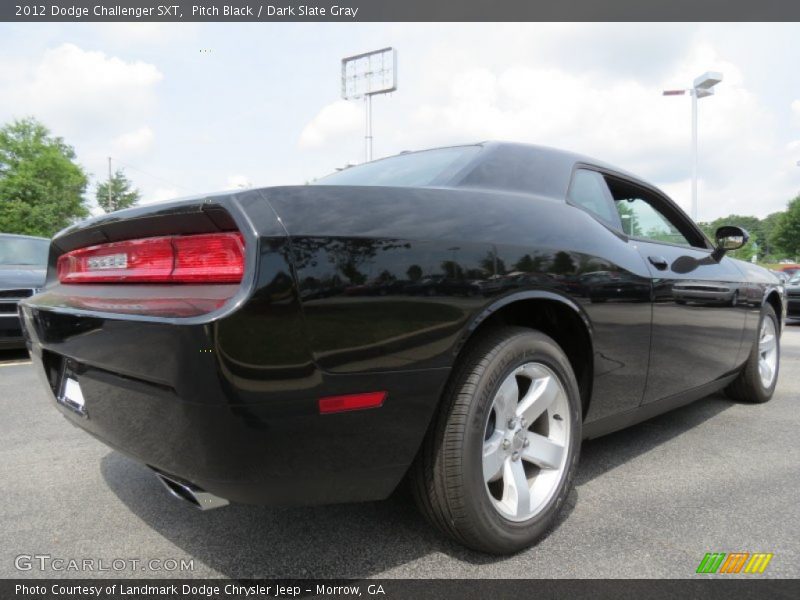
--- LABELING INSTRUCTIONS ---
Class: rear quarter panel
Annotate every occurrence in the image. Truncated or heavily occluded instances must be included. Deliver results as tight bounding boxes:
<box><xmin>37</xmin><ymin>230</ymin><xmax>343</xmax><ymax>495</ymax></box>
<box><xmin>260</xmin><ymin>184</ymin><xmax>654</xmax><ymax>422</ymax></box>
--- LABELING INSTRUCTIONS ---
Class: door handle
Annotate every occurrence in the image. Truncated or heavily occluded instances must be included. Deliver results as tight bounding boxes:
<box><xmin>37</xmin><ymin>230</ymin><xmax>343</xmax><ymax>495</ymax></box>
<box><xmin>648</xmin><ymin>255</ymin><xmax>669</xmax><ymax>270</ymax></box>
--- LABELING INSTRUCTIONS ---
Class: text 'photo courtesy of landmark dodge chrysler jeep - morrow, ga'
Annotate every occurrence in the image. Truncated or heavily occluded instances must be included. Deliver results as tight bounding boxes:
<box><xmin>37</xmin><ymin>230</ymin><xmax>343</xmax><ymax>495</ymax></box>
<box><xmin>20</xmin><ymin>142</ymin><xmax>785</xmax><ymax>554</ymax></box>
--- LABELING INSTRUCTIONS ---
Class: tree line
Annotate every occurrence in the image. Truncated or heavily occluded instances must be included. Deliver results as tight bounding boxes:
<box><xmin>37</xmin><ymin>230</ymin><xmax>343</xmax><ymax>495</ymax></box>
<box><xmin>698</xmin><ymin>203</ymin><xmax>800</xmax><ymax>264</ymax></box>
<box><xmin>0</xmin><ymin>117</ymin><xmax>140</xmax><ymax>238</ymax></box>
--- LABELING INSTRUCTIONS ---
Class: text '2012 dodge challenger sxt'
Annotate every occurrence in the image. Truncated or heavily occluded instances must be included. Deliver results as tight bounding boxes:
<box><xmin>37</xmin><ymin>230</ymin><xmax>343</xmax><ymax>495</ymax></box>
<box><xmin>21</xmin><ymin>142</ymin><xmax>785</xmax><ymax>554</ymax></box>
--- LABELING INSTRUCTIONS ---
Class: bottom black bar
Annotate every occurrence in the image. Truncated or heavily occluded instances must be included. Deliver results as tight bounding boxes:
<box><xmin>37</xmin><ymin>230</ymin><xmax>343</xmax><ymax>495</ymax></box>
<box><xmin>3</xmin><ymin>579</ymin><xmax>800</xmax><ymax>600</ymax></box>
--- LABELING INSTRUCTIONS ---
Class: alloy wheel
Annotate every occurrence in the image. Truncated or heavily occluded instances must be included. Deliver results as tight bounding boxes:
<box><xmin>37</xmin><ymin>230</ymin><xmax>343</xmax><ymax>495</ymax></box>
<box><xmin>758</xmin><ymin>316</ymin><xmax>778</xmax><ymax>388</ymax></box>
<box><xmin>482</xmin><ymin>362</ymin><xmax>571</xmax><ymax>522</ymax></box>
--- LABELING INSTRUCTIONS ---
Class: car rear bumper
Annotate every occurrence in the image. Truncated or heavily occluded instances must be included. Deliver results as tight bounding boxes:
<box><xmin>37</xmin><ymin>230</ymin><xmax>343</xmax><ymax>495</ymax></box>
<box><xmin>20</xmin><ymin>303</ymin><xmax>448</xmax><ymax>506</ymax></box>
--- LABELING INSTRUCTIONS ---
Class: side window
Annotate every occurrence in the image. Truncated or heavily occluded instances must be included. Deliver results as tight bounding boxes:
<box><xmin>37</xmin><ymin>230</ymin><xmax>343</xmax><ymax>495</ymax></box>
<box><xmin>605</xmin><ymin>178</ymin><xmax>696</xmax><ymax>247</ymax></box>
<box><xmin>615</xmin><ymin>198</ymin><xmax>690</xmax><ymax>246</ymax></box>
<box><xmin>567</xmin><ymin>169</ymin><xmax>621</xmax><ymax>229</ymax></box>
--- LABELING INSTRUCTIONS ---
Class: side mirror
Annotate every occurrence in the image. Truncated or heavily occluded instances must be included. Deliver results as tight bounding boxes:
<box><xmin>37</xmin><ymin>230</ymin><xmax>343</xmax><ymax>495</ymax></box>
<box><xmin>712</xmin><ymin>225</ymin><xmax>749</xmax><ymax>260</ymax></box>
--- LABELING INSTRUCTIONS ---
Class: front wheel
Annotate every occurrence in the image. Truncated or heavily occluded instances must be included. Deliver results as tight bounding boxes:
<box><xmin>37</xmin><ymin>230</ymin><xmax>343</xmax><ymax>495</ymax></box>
<box><xmin>726</xmin><ymin>303</ymin><xmax>780</xmax><ymax>403</ymax></box>
<box><xmin>410</xmin><ymin>327</ymin><xmax>582</xmax><ymax>554</ymax></box>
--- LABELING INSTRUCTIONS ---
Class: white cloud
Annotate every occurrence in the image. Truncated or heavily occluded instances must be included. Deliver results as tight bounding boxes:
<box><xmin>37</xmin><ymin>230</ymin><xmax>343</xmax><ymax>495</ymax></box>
<box><xmin>112</xmin><ymin>126</ymin><xmax>155</xmax><ymax>156</ymax></box>
<box><xmin>380</xmin><ymin>40</ymin><xmax>791</xmax><ymax>219</ymax></box>
<box><xmin>100</xmin><ymin>23</ymin><xmax>196</xmax><ymax>44</ymax></box>
<box><xmin>0</xmin><ymin>43</ymin><xmax>163</xmax><ymax>135</ymax></box>
<box><xmin>298</xmin><ymin>100</ymin><xmax>362</xmax><ymax>149</ymax></box>
<box><xmin>2</xmin><ymin>24</ymin><xmax>798</xmax><ymax>222</ymax></box>
<box><xmin>792</xmin><ymin>100</ymin><xmax>800</xmax><ymax>122</ymax></box>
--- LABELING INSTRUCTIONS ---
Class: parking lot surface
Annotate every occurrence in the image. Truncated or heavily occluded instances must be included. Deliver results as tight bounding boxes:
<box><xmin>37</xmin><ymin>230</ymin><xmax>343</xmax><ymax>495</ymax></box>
<box><xmin>1</xmin><ymin>325</ymin><xmax>799</xmax><ymax>579</ymax></box>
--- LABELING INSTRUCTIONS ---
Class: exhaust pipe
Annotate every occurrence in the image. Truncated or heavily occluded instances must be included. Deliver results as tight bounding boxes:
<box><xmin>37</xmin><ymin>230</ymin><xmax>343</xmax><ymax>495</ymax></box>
<box><xmin>154</xmin><ymin>471</ymin><xmax>229</xmax><ymax>511</ymax></box>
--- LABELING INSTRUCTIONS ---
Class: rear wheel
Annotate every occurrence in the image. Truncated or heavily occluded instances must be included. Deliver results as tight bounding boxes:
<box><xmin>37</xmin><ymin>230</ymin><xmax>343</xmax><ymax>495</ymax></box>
<box><xmin>726</xmin><ymin>303</ymin><xmax>780</xmax><ymax>403</ymax></box>
<box><xmin>411</xmin><ymin>327</ymin><xmax>581</xmax><ymax>554</ymax></box>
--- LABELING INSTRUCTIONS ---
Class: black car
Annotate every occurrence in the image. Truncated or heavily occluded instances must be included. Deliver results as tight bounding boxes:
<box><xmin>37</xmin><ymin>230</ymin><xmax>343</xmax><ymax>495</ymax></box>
<box><xmin>20</xmin><ymin>142</ymin><xmax>785</xmax><ymax>554</ymax></box>
<box><xmin>786</xmin><ymin>273</ymin><xmax>800</xmax><ymax>319</ymax></box>
<box><xmin>1</xmin><ymin>233</ymin><xmax>48</xmax><ymax>349</ymax></box>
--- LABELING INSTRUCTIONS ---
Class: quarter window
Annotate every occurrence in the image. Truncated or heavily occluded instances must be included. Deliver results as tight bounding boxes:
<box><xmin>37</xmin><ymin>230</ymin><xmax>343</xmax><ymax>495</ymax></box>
<box><xmin>567</xmin><ymin>169</ymin><xmax>620</xmax><ymax>229</ymax></box>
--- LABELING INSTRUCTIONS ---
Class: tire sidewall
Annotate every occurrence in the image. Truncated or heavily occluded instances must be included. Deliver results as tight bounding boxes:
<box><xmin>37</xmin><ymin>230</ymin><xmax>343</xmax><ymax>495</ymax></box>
<box><xmin>459</xmin><ymin>331</ymin><xmax>582</xmax><ymax>551</ymax></box>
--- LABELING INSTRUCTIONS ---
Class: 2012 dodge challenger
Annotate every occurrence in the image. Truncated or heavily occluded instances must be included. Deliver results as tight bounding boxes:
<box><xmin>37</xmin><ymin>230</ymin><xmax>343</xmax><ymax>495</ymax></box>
<box><xmin>20</xmin><ymin>142</ymin><xmax>785</xmax><ymax>554</ymax></box>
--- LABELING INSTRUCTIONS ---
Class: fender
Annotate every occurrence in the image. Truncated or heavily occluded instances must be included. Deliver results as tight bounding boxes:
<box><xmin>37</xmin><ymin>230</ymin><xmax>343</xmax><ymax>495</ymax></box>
<box><xmin>762</xmin><ymin>284</ymin><xmax>785</xmax><ymax>309</ymax></box>
<box><xmin>455</xmin><ymin>289</ymin><xmax>595</xmax><ymax>356</ymax></box>
<box><xmin>763</xmin><ymin>284</ymin><xmax>787</xmax><ymax>329</ymax></box>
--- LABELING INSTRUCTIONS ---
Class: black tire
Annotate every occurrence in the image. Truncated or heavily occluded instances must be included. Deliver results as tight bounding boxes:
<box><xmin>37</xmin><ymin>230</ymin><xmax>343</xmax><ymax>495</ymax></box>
<box><xmin>726</xmin><ymin>303</ymin><xmax>780</xmax><ymax>404</ymax></box>
<box><xmin>410</xmin><ymin>326</ymin><xmax>582</xmax><ymax>554</ymax></box>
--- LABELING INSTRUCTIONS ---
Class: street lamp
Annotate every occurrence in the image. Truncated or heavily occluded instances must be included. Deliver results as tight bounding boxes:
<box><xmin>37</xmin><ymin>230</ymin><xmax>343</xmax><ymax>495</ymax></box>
<box><xmin>341</xmin><ymin>47</ymin><xmax>398</xmax><ymax>163</ymax></box>
<box><xmin>663</xmin><ymin>71</ymin><xmax>723</xmax><ymax>221</ymax></box>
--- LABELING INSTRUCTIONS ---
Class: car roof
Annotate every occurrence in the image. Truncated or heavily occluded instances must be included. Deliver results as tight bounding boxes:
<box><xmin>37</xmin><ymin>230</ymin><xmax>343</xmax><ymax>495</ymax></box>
<box><xmin>445</xmin><ymin>141</ymin><xmax>646</xmax><ymax>199</ymax></box>
<box><xmin>480</xmin><ymin>141</ymin><xmax>640</xmax><ymax>178</ymax></box>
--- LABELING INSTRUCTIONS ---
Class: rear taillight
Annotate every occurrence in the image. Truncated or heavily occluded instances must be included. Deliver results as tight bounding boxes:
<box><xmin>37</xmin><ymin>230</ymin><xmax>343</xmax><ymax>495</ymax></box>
<box><xmin>57</xmin><ymin>233</ymin><xmax>245</xmax><ymax>284</ymax></box>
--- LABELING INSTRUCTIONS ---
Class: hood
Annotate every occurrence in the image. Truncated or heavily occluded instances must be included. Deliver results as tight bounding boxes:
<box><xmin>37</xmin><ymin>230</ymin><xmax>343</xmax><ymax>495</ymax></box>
<box><xmin>0</xmin><ymin>265</ymin><xmax>47</xmax><ymax>289</ymax></box>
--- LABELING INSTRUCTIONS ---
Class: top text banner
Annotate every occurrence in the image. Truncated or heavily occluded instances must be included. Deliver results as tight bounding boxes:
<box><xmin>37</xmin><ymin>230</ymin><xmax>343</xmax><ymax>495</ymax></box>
<box><xmin>3</xmin><ymin>0</ymin><xmax>800</xmax><ymax>22</ymax></box>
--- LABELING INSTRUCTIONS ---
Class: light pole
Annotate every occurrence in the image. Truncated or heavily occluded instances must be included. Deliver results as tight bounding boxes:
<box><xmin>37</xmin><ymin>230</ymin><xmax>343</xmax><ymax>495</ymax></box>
<box><xmin>341</xmin><ymin>47</ymin><xmax>397</xmax><ymax>163</ymax></box>
<box><xmin>663</xmin><ymin>71</ymin><xmax>723</xmax><ymax>221</ymax></box>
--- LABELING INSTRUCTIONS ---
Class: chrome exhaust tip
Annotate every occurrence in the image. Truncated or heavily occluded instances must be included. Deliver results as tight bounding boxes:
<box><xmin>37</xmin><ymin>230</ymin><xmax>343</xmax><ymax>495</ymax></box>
<box><xmin>154</xmin><ymin>471</ymin><xmax>229</xmax><ymax>511</ymax></box>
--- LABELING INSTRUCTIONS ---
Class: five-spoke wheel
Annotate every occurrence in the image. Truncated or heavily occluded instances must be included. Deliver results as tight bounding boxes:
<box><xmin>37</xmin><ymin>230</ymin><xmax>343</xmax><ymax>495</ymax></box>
<box><xmin>411</xmin><ymin>327</ymin><xmax>581</xmax><ymax>554</ymax></box>
<box><xmin>726</xmin><ymin>302</ymin><xmax>780</xmax><ymax>404</ymax></box>
<box><xmin>758</xmin><ymin>315</ymin><xmax>778</xmax><ymax>389</ymax></box>
<box><xmin>482</xmin><ymin>363</ymin><xmax>570</xmax><ymax>521</ymax></box>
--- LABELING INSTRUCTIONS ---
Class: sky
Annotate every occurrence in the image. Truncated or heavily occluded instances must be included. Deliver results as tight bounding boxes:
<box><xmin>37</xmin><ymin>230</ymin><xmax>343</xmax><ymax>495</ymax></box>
<box><xmin>0</xmin><ymin>22</ymin><xmax>799</xmax><ymax>221</ymax></box>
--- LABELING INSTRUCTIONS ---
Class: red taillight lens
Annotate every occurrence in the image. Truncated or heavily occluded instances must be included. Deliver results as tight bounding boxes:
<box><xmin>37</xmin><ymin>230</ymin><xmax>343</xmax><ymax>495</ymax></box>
<box><xmin>57</xmin><ymin>233</ymin><xmax>245</xmax><ymax>284</ymax></box>
<box><xmin>172</xmin><ymin>233</ymin><xmax>246</xmax><ymax>283</ymax></box>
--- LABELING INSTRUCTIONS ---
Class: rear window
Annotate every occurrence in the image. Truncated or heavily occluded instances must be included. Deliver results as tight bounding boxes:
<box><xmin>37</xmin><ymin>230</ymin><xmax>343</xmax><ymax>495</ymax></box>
<box><xmin>314</xmin><ymin>146</ymin><xmax>481</xmax><ymax>188</ymax></box>
<box><xmin>0</xmin><ymin>237</ymin><xmax>49</xmax><ymax>266</ymax></box>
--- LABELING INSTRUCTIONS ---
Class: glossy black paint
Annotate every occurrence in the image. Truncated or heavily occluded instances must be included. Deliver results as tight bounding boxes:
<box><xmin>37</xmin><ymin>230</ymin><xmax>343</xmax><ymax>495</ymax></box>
<box><xmin>787</xmin><ymin>278</ymin><xmax>800</xmax><ymax>319</ymax></box>
<box><xmin>20</xmin><ymin>142</ymin><xmax>786</xmax><ymax>506</ymax></box>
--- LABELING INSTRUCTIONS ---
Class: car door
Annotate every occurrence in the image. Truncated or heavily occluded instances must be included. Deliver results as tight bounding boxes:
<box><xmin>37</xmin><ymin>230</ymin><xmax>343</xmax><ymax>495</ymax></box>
<box><xmin>603</xmin><ymin>174</ymin><xmax>747</xmax><ymax>404</ymax></box>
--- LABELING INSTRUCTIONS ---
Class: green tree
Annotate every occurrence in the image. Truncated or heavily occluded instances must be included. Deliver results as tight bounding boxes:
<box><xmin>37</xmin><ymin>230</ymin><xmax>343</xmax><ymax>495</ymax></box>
<box><xmin>698</xmin><ymin>214</ymin><xmax>764</xmax><ymax>261</ymax></box>
<box><xmin>0</xmin><ymin>118</ymin><xmax>88</xmax><ymax>237</ymax></box>
<box><xmin>96</xmin><ymin>169</ymin><xmax>140</xmax><ymax>213</ymax></box>
<box><xmin>761</xmin><ymin>211</ymin><xmax>785</xmax><ymax>260</ymax></box>
<box><xmin>770</xmin><ymin>196</ymin><xmax>800</xmax><ymax>260</ymax></box>
<box><xmin>617</xmin><ymin>202</ymin><xmax>642</xmax><ymax>237</ymax></box>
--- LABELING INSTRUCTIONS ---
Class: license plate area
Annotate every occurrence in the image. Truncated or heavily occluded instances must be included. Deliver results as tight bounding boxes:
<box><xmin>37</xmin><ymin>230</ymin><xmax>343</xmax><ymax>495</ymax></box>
<box><xmin>57</xmin><ymin>361</ymin><xmax>88</xmax><ymax>417</ymax></box>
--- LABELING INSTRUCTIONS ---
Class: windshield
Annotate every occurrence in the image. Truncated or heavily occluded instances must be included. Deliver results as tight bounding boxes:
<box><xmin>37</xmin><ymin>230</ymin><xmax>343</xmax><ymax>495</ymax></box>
<box><xmin>0</xmin><ymin>237</ymin><xmax>49</xmax><ymax>267</ymax></box>
<box><xmin>789</xmin><ymin>273</ymin><xmax>800</xmax><ymax>284</ymax></box>
<box><xmin>314</xmin><ymin>145</ymin><xmax>481</xmax><ymax>188</ymax></box>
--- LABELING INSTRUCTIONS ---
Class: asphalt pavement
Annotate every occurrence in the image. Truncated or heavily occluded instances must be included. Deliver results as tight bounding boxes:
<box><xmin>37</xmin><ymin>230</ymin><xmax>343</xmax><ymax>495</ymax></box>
<box><xmin>1</xmin><ymin>325</ymin><xmax>799</xmax><ymax>579</ymax></box>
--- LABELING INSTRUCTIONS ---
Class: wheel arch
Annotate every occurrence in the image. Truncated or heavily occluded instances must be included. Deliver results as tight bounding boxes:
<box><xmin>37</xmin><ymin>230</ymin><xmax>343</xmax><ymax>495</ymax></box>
<box><xmin>764</xmin><ymin>288</ymin><xmax>784</xmax><ymax>332</ymax></box>
<box><xmin>454</xmin><ymin>291</ymin><xmax>595</xmax><ymax>417</ymax></box>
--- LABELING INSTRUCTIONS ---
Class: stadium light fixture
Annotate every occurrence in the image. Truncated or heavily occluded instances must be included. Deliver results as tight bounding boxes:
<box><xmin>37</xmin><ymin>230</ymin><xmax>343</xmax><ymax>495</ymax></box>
<box><xmin>341</xmin><ymin>47</ymin><xmax>398</xmax><ymax>162</ymax></box>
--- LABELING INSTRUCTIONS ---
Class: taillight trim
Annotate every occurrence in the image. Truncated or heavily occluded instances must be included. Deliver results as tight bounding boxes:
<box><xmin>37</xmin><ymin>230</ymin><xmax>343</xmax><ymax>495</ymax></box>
<box><xmin>57</xmin><ymin>232</ymin><xmax>245</xmax><ymax>284</ymax></box>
